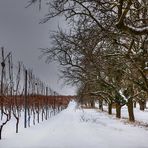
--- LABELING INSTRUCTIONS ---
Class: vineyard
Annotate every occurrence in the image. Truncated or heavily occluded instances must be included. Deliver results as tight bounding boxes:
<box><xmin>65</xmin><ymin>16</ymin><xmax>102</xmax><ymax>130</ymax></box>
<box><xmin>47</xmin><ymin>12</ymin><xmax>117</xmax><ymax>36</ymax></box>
<box><xmin>0</xmin><ymin>47</ymin><xmax>73</xmax><ymax>140</ymax></box>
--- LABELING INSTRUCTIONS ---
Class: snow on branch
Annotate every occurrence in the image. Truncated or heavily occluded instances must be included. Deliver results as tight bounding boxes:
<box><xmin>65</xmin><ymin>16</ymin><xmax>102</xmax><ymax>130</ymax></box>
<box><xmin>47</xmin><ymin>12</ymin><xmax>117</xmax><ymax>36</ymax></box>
<box><xmin>116</xmin><ymin>21</ymin><xmax>148</xmax><ymax>35</ymax></box>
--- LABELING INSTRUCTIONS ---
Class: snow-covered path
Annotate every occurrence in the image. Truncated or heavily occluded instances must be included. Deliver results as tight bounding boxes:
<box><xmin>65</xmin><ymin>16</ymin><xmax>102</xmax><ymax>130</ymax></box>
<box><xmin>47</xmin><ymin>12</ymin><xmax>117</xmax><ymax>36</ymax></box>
<box><xmin>1</xmin><ymin>101</ymin><xmax>148</xmax><ymax>148</ymax></box>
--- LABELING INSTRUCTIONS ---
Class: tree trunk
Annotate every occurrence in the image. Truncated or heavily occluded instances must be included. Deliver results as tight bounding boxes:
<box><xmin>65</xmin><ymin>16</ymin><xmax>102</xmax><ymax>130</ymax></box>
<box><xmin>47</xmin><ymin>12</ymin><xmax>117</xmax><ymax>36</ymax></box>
<box><xmin>90</xmin><ymin>100</ymin><xmax>95</xmax><ymax>108</ymax></box>
<box><xmin>139</xmin><ymin>101</ymin><xmax>145</xmax><ymax>111</ymax></box>
<box><xmin>33</xmin><ymin>110</ymin><xmax>35</xmax><ymax>125</ymax></box>
<box><xmin>0</xmin><ymin>125</ymin><xmax>2</xmax><ymax>140</ymax></box>
<box><xmin>116</xmin><ymin>104</ymin><xmax>121</xmax><ymax>118</ymax></box>
<box><xmin>1</xmin><ymin>107</ymin><xmax>3</xmax><ymax>120</ymax></box>
<box><xmin>127</xmin><ymin>99</ymin><xmax>135</xmax><ymax>122</ymax></box>
<box><xmin>16</xmin><ymin>117</ymin><xmax>19</xmax><ymax>133</ymax></box>
<box><xmin>134</xmin><ymin>101</ymin><xmax>136</xmax><ymax>108</ymax></box>
<box><xmin>45</xmin><ymin>106</ymin><xmax>48</xmax><ymax>120</ymax></box>
<box><xmin>0</xmin><ymin>112</ymin><xmax>10</xmax><ymax>139</ymax></box>
<box><xmin>37</xmin><ymin>110</ymin><xmax>39</xmax><ymax>123</ymax></box>
<box><xmin>28</xmin><ymin>109</ymin><xmax>30</xmax><ymax>127</ymax></box>
<box><xmin>144</xmin><ymin>100</ymin><xmax>147</xmax><ymax>109</ymax></box>
<box><xmin>99</xmin><ymin>100</ymin><xmax>103</xmax><ymax>111</ymax></box>
<box><xmin>108</xmin><ymin>102</ymin><xmax>112</xmax><ymax>115</ymax></box>
<box><xmin>42</xmin><ymin>109</ymin><xmax>44</xmax><ymax>121</ymax></box>
<box><xmin>13</xmin><ymin>112</ymin><xmax>19</xmax><ymax>133</ymax></box>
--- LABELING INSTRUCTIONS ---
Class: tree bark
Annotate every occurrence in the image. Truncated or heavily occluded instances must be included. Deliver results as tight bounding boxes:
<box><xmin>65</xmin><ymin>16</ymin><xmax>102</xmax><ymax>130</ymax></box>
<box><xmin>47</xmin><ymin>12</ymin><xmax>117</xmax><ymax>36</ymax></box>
<box><xmin>127</xmin><ymin>99</ymin><xmax>135</xmax><ymax>122</ymax></box>
<box><xmin>139</xmin><ymin>101</ymin><xmax>145</xmax><ymax>111</ymax></box>
<box><xmin>134</xmin><ymin>101</ymin><xmax>136</xmax><ymax>108</ymax></box>
<box><xmin>108</xmin><ymin>102</ymin><xmax>112</xmax><ymax>115</ymax></box>
<box><xmin>33</xmin><ymin>109</ymin><xmax>35</xmax><ymax>125</ymax></box>
<box><xmin>0</xmin><ymin>112</ymin><xmax>10</xmax><ymax>139</ymax></box>
<box><xmin>37</xmin><ymin>109</ymin><xmax>40</xmax><ymax>123</ymax></box>
<box><xmin>116</xmin><ymin>104</ymin><xmax>121</xmax><ymax>118</ymax></box>
<box><xmin>13</xmin><ymin>112</ymin><xmax>19</xmax><ymax>133</ymax></box>
<box><xmin>90</xmin><ymin>100</ymin><xmax>95</xmax><ymax>108</ymax></box>
<box><xmin>99</xmin><ymin>99</ymin><xmax>103</xmax><ymax>111</ymax></box>
<box><xmin>16</xmin><ymin>117</ymin><xmax>19</xmax><ymax>133</ymax></box>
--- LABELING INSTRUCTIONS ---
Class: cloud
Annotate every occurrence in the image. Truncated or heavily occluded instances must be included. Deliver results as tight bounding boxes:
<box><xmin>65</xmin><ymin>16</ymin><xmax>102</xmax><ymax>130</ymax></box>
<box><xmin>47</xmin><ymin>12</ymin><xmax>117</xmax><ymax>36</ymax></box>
<box><xmin>0</xmin><ymin>0</ymin><xmax>76</xmax><ymax>95</ymax></box>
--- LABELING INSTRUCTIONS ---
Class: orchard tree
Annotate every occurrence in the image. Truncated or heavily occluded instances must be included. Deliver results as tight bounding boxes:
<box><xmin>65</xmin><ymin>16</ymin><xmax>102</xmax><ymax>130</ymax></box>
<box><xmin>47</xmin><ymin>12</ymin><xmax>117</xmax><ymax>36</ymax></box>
<box><xmin>28</xmin><ymin>0</ymin><xmax>148</xmax><ymax>122</ymax></box>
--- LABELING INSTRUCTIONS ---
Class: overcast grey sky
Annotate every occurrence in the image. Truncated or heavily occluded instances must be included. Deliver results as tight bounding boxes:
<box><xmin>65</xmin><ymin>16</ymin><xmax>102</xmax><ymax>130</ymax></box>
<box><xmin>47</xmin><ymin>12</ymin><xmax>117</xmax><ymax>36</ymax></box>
<box><xmin>0</xmin><ymin>0</ymin><xmax>76</xmax><ymax>95</ymax></box>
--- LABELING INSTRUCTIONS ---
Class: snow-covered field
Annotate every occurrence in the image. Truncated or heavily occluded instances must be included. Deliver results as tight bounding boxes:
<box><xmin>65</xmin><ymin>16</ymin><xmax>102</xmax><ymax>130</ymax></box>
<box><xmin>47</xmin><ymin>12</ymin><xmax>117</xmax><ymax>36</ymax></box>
<box><xmin>1</xmin><ymin>101</ymin><xmax>148</xmax><ymax>148</ymax></box>
<box><xmin>103</xmin><ymin>104</ymin><xmax>148</xmax><ymax>124</ymax></box>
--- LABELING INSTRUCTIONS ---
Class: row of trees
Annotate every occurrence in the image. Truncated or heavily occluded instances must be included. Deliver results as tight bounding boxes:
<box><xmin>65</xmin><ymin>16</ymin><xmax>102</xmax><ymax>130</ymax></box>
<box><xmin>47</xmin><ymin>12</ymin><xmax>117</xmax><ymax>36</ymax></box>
<box><xmin>30</xmin><ymin>0</ymin><xmax>148</xmax><ymax>122</ymax></box>
<box><xmin>0</xmin><ymin>47</ymin><xmax>69</xmax><ymax>140</ymax></box>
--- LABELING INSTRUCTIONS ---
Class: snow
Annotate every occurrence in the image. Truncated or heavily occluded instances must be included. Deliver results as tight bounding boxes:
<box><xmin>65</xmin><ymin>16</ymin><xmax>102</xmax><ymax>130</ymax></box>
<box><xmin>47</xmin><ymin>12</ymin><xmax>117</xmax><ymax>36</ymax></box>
<box><xmin>104</xmin><ymin>104</ymin><xmax>148</xmax><ymax>124</ymax></box>
<box><xmin>119</xmin><ymin>89</ymin><xmax>128</xmax><ymax>101</ymax></box>
<box><xmin>1</xmin><ymin>101</ymin><xmax>148</xmax><ymax>148</ymax></box>
<box><xmin>127</xmin><ymin>25</ymin><xmax>148</xmax><ymax>32</ymax></box>
<box><xmin>144</xmin><ymin>67</ymin><xmax>148</xmax><ymax>70</ymax></box>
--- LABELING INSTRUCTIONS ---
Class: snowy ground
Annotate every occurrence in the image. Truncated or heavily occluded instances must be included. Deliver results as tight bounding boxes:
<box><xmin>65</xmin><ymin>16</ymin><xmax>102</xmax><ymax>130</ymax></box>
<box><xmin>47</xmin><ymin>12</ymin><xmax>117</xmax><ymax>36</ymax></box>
<box><xmin>1</xmin><ymin>101</ymin><xmax>148</xmax><ymax>148</ymax></box>
<box><xmin>103</xmin><ymin>104</ymin><xmax>148</xmax><ymax>124</ymax></box>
